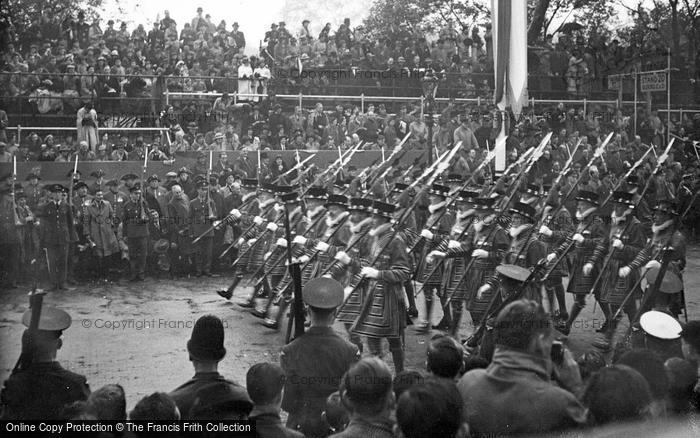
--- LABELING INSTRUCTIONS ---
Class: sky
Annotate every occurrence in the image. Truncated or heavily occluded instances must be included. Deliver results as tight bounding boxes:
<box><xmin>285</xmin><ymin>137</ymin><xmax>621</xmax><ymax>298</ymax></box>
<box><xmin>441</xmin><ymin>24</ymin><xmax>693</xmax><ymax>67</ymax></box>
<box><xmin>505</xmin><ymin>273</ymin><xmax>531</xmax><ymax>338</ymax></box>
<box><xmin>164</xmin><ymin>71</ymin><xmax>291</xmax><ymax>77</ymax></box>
<box><xmin>98</xmin><ymin>0</ymin><xmax>373</xmax><ymax>55</ymax></box>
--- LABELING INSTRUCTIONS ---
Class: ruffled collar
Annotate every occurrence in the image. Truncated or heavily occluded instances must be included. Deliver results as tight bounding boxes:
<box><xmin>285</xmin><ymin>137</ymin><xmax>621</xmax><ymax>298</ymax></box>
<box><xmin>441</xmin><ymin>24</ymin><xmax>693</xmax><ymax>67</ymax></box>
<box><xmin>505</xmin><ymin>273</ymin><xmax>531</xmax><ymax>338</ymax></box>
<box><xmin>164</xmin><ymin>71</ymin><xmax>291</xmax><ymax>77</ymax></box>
<box><xmin>350</xmin><ymin>217</ymin><xmax>372</xmax><ymax>234</ymax></box>
<box><xmin>369</xmin><ymin>222</ymin><xmax>392</xmax><ymax>237</ymax></box>
<box><xmin>307</xmin><ymin>205</ymin><xmax>326</xmax><ymax>220</ymax></box>
<box><xmin>428</xmin><ymin>201</ymin><xmax>446</xmax><ymax>214</ymax></box>
<box><xmin>260</xmin><ymin>198</ymin><xmax>276</xmax><ymax>209</ymax></box>
<box><xmin>326</xmin><ymin>211</ymin><xmax>349</xmax><ymax>228</ymax></box>
<box><xmin>241</xmin><ymin>192</ymin><xmax>256</xmax><ymax>204</ymax></box>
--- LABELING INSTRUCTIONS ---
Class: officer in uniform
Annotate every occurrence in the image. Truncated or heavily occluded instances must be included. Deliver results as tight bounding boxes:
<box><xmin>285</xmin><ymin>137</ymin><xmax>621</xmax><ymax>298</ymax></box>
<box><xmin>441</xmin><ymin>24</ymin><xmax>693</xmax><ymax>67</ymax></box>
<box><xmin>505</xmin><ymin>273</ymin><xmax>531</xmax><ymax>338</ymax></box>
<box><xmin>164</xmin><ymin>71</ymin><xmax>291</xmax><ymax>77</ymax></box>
<box><xmin>104</xmin><ymin>179</ymin><xmax>126</xmax><ymax>220</ymax></box>
<box><xmin>190</xmin><ymin>178</ymin><xmax>218</xmax><ymax>276</ymax></box>
<box><xmin>0</xmin><ymin>307</ymin><xmax>90</xmax><ymax>419</ymax></box>
<box><xmin>38</xmin><ymin>184</ymin><xmax>75</xmax><ymax>291</ymax></box>
<box><xmin>23</xmin><ymin>173</ymin><xmax>44</xmax><ymax>212</ymax></box>
<box><xmin>122</xmin><ymin>184</ymin><xmax>150</xmax><ymax>281</ymax></box>
<box><xmin>280</xmin><ymin>277</ymin><xmax>360</xmax><ymax>438</ymax></box>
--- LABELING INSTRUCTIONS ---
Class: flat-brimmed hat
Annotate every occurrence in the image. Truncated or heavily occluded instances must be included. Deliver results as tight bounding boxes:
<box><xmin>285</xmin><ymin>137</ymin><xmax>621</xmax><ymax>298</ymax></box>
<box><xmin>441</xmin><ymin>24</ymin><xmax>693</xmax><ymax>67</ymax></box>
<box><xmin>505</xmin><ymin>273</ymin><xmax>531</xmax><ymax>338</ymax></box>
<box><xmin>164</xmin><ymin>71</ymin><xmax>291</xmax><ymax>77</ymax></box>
<box><xmin>653</xmin><ymin>199</ymin><xmax>679</xmax><ymax>216</ymax></box>
<box><xmin>22</xmin><ymin>307</ymin><xmax>71</xmax><ymax>332</ymax></box>
<box><xmin>326</xmin><ymin>194</ymin><xmax>348</xmax><ymax>208</ymax></box>
<box><xmin>146</xmin><ymin>174</ymin><xmax>161</xmax><ymax>183</ymax></box>
<box><xmin>509</xmin><ymin>201</ymin><xmax>537</xmax><ymax>222</ymax></box>
<box><xmin>371</xmin><ymin>200</ymin><xmax>396</xmax><ymax>219</ymax></box>
<box><xmin>279</xmin><ymin>192</ymin><xmax>300</xmax><ymax>204</ymax></box>
<box><xmin>473</xmin><ymin>197</ymin><xmax>497</xmax><ymax>212</ymax></box>
<box><xmin>575</xmin><ymin>190</ymin><xmax>600</xmax><ymax>206</ymax></box>
<box><xmin>610</xmin><ymin>191</ymin><xmax>635</xmax><ymax>206</ymax></box>
<box><xmin>349</xmin><ymin>197</ymin><xmax>373</xmax><ymax>212</ymax></box>
<box><xmin>241</xmin><ymin>178</ymin><xmax>258</xmax><ymax>189</ymax></box>
<box><xmin>523</xmin><ymin>183</ymin><xmax>541</xmax><ymax>197</ymax></box>
<box><xmin>428</xmin><ymin>183</ymin><xmax>450</xmax><ymax>197</ymax></box>
<box><xmin>305</xmin><ymin>186</ymin><xmax>328</xmax><ymax>201</ymax></box>
<box><xmin>391</xmin><ymin>182</ymin><xmax>409</xmax><ymax>194</ymax></box>
<box><xmin>121</xmin><ymin>173</ymin><xmax>138</xmax><ymax>181</ymax></box>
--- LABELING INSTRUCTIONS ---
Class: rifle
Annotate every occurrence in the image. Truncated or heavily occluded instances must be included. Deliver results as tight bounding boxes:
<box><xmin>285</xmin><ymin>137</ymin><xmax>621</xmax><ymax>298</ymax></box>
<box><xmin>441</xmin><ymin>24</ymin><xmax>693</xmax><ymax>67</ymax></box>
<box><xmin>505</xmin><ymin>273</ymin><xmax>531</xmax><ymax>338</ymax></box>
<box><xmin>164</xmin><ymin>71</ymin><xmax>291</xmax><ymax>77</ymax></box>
<box><xmin>218</xmin><ymin>200</ymin><xmax>277</xmax><ymax>259</ymax></box>
<box><xmin>13</xmin><ymin>258</ymin><xmax>46</xmax><ymax>373</ymax></box>
<box><xmin>284</xmin><ymin>197</ymin><xmax>305</xmax><ymax>343</ymax></box>
<box><xmin>192</xmin><ymin>194</ymin><xmax>257</xmax><ymax>244</ymax></box>
<box><xmin>273</xmin><ymin>153</ymin><xmax>317</xmax><ymax>184</ymax></box>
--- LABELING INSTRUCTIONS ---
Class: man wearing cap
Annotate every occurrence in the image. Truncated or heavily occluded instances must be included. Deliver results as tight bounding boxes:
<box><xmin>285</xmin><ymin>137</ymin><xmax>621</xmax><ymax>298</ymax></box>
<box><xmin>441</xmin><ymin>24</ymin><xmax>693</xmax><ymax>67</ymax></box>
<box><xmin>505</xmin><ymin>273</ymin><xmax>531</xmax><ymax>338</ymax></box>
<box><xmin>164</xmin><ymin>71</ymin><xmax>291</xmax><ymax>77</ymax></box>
<box><xmin>414</xmin><ymin>183</ymin><xmax>455</xmax><ymax>331</ymax></box>
<box><xmin>0</xmin><ymin>307</ymin><xmax>90</xmax><ymax>419</ymax></box>
<box><xmin>636</xmin><ymin>311</ymin><xmax>684</xmax><ymax>362</ymax></box>
<box><xmin>177</xmin><ymin>167</ymin><xmax>196</xmax><ymax>199</ymax></box>
<box><xmin>121</xmin><ymin>184</ymin><xmax>150</xmax><ymax>281</ymax></box>
<box><xmin>23</xmin><ymin>173</ymin><xmax>44</xmax><ymax>211</ymax></box>
<box><xmin>170</xmin><ymin>315</ymin><xmax>252</xmax><ymax>419</ymax></box>
<box><xmin>144</xmin><ymin>174</ymin><xmax>167</xmax><ymax>216</ymax></box>
<box><xmin>119</xmin><ymin>173</ymin><xmax>138</xmax><ymax>198</ymax></box>
<box><xmin>167</xmin><ymin>184</ymin><xmax>194</xmax><ymax>276</ymax></box>
<box><xmin>546</xmin><ymin>190</ymin><xmax>607</xmax><ymax>335</ymax></box>
<box><xmin>104</xmin><ymin>179</ymin><xmax>126</xmax><ymax>220</ymax></box>
<box><xmin>588</xmin><ymin>191</ymin><xmax>646</xmax><ymax>349</ymax></box>
<box><xmin>622</xmin><ymin>199</ymin><xmax>687</xmax><ymax>317</ymax></box>
<box><xmin>190</xmin><ymin>178</ymin><xmax>219</xmax><ymax>277</ymax></box>
<box><xmin>84</xmin><ymin>187</ymin><xmax>119</xmax><ymax>281</ymax></box>
<box><xmin>88</xmin><ymin>169</ymin><xmax>107</xmax><ymax>195</ymax></box>
<box><xmin>336</xmin><ymin>200</ymin><xmax>412</xmax><ymax>372</ymax></box>
<box><xmin>38</xmin><ymin>184</ymin><xmax>76</xmax><ymax>291</ymax></box>
<box><xmin>281</xmin><ymin>277</ymin><xmax>360</xmax><ymax>437</ymax></box>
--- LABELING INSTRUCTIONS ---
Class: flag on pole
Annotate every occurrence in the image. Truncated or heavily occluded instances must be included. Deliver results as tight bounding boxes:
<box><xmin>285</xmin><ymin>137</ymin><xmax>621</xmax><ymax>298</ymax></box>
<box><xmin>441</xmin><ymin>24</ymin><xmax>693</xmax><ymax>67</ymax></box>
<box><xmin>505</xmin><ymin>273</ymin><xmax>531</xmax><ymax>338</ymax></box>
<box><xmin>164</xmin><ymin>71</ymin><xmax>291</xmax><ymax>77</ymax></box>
<box><xmin>492</xmin><ymin>0</ymin><xmax>528</xmax><ymax>173</ymax></box>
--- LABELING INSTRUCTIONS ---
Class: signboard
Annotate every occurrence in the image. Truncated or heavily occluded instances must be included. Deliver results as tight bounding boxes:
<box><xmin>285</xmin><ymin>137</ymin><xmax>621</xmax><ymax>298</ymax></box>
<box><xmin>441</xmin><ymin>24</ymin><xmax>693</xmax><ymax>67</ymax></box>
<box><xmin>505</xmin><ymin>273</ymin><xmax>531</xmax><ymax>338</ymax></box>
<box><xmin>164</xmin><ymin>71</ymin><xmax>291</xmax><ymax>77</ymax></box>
<box><xmin>640</xmin><ymin>72</ymin><xmax>667</xmax><ymax>92</ymax></box>
<box><xmin>608</xmin><ymin>75</ymin><xmax>621</xmax><ymax>90</ymax></box>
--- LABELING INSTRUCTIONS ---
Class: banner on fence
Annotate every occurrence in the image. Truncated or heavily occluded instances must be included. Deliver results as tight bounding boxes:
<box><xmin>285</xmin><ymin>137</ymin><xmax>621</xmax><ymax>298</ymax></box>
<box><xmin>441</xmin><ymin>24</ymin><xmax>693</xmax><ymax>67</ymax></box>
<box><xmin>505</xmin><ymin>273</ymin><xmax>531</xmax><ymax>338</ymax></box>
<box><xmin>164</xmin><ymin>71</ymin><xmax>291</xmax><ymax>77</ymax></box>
<box><xmin>640</xmin><ymin>72</ymin><xmax>667</xmax><ymax>92</ymax></box>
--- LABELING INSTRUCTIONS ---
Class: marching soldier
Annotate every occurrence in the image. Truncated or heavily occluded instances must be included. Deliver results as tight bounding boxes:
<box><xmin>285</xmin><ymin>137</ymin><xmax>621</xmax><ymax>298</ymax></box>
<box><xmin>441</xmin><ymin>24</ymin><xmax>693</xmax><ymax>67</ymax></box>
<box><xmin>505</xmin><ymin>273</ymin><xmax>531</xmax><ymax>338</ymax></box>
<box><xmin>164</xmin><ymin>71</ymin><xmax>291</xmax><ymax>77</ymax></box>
<box><xmin>625</xmin><ymin>175</ymin><xmax>652</xmax><ymax>235</ymax></box>
<box><xmin>621</xmin><ymin>199</ymin><xmax>687</xmax><ymax>318</ymax></box>
<box><xmin>591</xmin><ymin>191</ymin><xmax>646</xmax><ymax>349</ymax></box>
<box><xmin>37</xmin><ymin>184</ymin><xmax>75</xmax><ymax>291</ymax></box>
<box><xmin>0</xmin><ymin>307</ymin><xmax>90</xmax><ymax>420</ymax></box>
<box><xmin>189</xmin><ymin>178</ymin><xmax>218</xmax><ymax>276</ymax></box>
<box><xmin>390</xmin><ymin>182</ymin><xmax>420</xmax><ymax>318</ymax></box>
<box><xmin>122</xmin><ymin>184</ymin><xmax>150</xmax><ymax>282</ymax></box>
<box><xmin>426</xmin><ymin>189</ymin><xmax>479</xmax><ymax>336</ymax></box>
<box><xmin>414</xmin><ymin>183</ymin><xmax>454</xmax><ymax>331</ymax></box>
<box><xmin>335</xmin><ymin>200</ymin><xmax>411</xmax><ymax>372</ymax></box>
<box><xmin>463</xmin><ymin>197</ymin><xmax>509</xmax><ymax>326</ymax></box>
<box><xmin>546</xmin><ymin>190</ymin><xmax>607</xmax><ymax>335</ymax></box>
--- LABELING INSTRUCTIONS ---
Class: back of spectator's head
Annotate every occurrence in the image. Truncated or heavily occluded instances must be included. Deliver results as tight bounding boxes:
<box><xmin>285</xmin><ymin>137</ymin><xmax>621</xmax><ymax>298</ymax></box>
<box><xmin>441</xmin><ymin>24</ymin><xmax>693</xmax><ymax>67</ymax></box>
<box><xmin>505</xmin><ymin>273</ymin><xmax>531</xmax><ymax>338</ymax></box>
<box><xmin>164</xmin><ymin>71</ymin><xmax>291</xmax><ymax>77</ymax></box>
<box><xmin>576</xmin><ymin>350</ymin><xmax>606</xmax><ymax>382</ymax></box>
<box><xmin>493</xmin><ymin>299</ymin><xmax>551</xmax><ymax>353</ymax></box>
<box><xmin>60</xmin><ymin>401</ymin><xmax>96</xmax><ymax>421</ymax></box>
<box><xmin>188</xmin><ymin>382</ymin><xmax>253</xmax><ymax>420</ymax></box>
<box><xmin>665</xmin><ymin>357</ymin><xmax>698</xmax><ymax>414</ymax></box>
<box><xmin>130</xmin><ymin>392</ymin><xmax>180</xmax><ymax>421</ymax></box>
<box><xmin>616</xmin><ymin>349</ymin><xmax>669</xmax><ymax>401</ymax></box>
<box><xmin>187</xmin><ymin>314</ymin><xmax>226</xmax><ymax>363</ymax></box>
<box><xmin>396</xmin><ymin>379</ymin><xmax>465</xmax><ymax>438</ymax></box>
<box><xmin>87</xmin><ymin>384</ymin><xmax>126</xmax><ymax>421</ymax></box>
<box><xmin>582</xmin><ymin>365</ymin><xmax>652</xmax><ymax>425</ymax></box>
<box><xmin>681</xmin><ymin>320</ymin><xmax>700</xmax><ymax>360</ymax></box>
<box><xmin>323</xmin><ymin>391</ymin><xmax>350</xmax><ymax>434</ymax></box>
<box><xmin>246</xmin><ymin>362</ymin><xmax>285</xmax><ymax>406</ymax></box>
<box><xmin>427</xmin><ymin>334</ymin><xmax>464</xmax><ymax>379</ymax></box>
<box><xmin>393</xmin><ymin>370</ymin><xmax>424</xmax><ymax>400</ymax></box>
<box><xmin>340</xmin><ymin>357</ymin><xmax>393</xmax><ymax>416</ymax></box>
<box><xmin>463</xmin><ymin>354</ymin><xmax>489</xmax><ymax>372</ymax></box>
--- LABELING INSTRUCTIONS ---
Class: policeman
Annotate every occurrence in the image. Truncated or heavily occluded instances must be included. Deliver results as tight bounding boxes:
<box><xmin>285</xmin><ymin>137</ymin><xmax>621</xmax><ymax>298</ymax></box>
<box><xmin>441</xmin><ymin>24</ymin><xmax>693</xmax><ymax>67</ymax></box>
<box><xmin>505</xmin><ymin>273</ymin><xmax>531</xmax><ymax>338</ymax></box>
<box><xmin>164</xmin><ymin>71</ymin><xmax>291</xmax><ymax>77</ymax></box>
<box><xmin>0</xmin><ymin>307</ymin><xmax>90</xmax><ymax>419</ymax></box>
<box><xmin>122</xmin><ymin>184</ymin><xmax>150</xmax><ymax>281</ymax></box>
<box><xmin>636</xmin><ymin>310</ymin><xmax>684</xmax><ymax>362</ymax></box>
<box><xmin>281</xmin><ymin>277</ymin><xmax>360</xmax><ymax>438</ymax></box>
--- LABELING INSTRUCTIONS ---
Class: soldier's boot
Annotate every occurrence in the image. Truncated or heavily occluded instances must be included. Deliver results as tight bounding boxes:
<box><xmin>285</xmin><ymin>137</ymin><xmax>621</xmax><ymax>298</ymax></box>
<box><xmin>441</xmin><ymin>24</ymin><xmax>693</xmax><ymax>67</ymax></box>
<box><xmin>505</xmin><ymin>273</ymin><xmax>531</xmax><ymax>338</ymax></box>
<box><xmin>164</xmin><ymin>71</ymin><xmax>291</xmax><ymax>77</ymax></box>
<box><xmin>404</xmin><ymin>280</ymin><xmax>418</xmax><ymax>317</ymax></box>
<box><xmin>418</xmin><ymin>291</ymin><xmax>433</xmax><ymax>331</ymax></box>
<box><xmin>450</xmin><ymin>302</ymin><xmax>463</xmax><ymax>337</ymax></box>
<box><xmin>550</xmin><ymin>282</ymin><xmax>569</xmax><ymax>321</ymax></box>
<box><xmin>217</xmin><ymin>274</ymin><xmax>242</xmax><ymax>301</ymax></box>
<box><xmin>596</xmin><ymin>302</ymin><xmax>613</xmax><ymax>333</ymax></box>
<box><xmin>263</xmin><ymin>298</ymin><xmax>289</xmax><ymax>330</ymax></box>
<box><xmin>252</xmin><ymin>279</ymin><xmax>273</xmax><ymax>318</ymax></box>
<box><xmin>563</xmin><ymin>302</ymin><xmax>585</xmax><ymax>335</ymax></box>
<box><xmin>432</xmin><ymin>294</ymin><xmax>452</xmax><ymax>330</ymax></box>
<box><xmin>390</xmin><ymin>347</ymin><xmax>405</xmax><ymax>373</ymax></box>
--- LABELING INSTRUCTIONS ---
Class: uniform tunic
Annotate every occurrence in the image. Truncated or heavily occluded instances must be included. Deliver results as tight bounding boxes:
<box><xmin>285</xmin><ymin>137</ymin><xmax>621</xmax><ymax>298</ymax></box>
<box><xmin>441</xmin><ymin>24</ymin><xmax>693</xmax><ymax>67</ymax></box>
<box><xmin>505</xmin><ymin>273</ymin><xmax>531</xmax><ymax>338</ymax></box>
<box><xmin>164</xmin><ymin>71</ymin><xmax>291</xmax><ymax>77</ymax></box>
<box><xmin>414</xmin><ymin>205</ymin><xmax>454</xmax><ymax>285</ymax></box>
<box><xmin>439</xmin><ymin>215</ymin><xmax>473</xmax><ymax>303</ymax></box>
<box><xmin>336</xmin><ymin>223</ymin><xmax>411</xmax><ymax>338</ymax></box>
<box><xmin>464</xmin><ymin>223</ymin><xmax>509</xmax><ymax>315</ymax></box>
<box><xmin>304</xmin><ymin>213</ymin><xmax>351</xmax><ymax>280</ymax></box>
<box><xmin>541</xmin><ymin>208</ymin><xmax>574</xmax><ymax>279</ymax></box>
<box><xmin>556</xmin><ymin>216</ymin><xmax>606</xmax><ymax>295</ymax></box>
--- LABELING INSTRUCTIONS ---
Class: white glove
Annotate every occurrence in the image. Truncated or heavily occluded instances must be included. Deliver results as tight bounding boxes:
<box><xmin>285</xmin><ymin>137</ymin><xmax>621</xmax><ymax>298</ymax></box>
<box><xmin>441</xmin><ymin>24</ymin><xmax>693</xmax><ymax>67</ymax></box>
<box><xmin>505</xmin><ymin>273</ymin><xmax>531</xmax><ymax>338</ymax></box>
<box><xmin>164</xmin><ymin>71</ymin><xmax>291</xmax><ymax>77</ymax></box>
<box><xmin>276</xmin><ymin>238</ymin><xmax>288</xmax><ymax>248</ymax></box>
<box><xmin>315</xmin><ymin>242</ymin><xmax>330</xmax><ymax>252</ymax></box>
<box><xmin>448</xmin><ymin>240</ymin><xmax>461</xmax><ymax>249</ymax></box>
<box><xmin>335</xmin><ymin>251</ymin><xmax>351</xmax><ymax>265</ymax></box>
<box><xmin>420</xmin><ymin>229</ymin><xmax>434</xmax><ymax>240</ymax></box>
<box><xmin>230</xmin><ymin>209</ymin><xmax>242</xmax><ymax>219</ymax></box>
<box><xmin>612</xmin><ymin>239</ymin><xmax>624</xmax><ymax>249</ymax></box>
<box><xmin>361</xmin><ymin>267</ymin><xmax>380</xmax><ymax>279</ymax></box>
<box><xmin>472</xmin><ymin>249</ymin><xmax>489</xmax><ymax>258</ymax></box>
<box><xmin>253</xmin><ymin>216</ymin><xmax>264</xmax><ymax>225</ymax></box>
<box><xmin>583</xmin><ymin>263</ymin><xmax>593</xmax><ymax>276</ymax></box>
<box><xmin>546</xmin><ymin>253</ymin><xmax>557</xmax><ymax>263</ymax></box>
<box><xmin>293</xmin><ymin>235</ymin><xmax>307</xmax><ymax>245</ymax></box>
<box><xmin>298</xmin><ymin>255</ymin><xmax>311</xmax><ymax>264</ymax></box>
<box><xmin>247</xmin><ymin>238</ymin><xmax>258</xmax><ymax>245</ymax></box>
<box><xmin>644</xmin><ymin>260</ymin><xmax>661</xmax><ymax>271</ymax></box>
<box><xmin>429</xmin><ymin>250</ymin><xmax>446</xmax><ymax>259</ymax></box>
<box><xmin>572</xmin><ymin>233</ymin><xmax>584</xmax><ymax>244</ymax></box>
<box><xmin>264</xmin><ymin>251</ymin><xmax>271</xmax><ymax>261</ymax></box>
<box><xmin>213</xmin><ymin>220</ymin><xmax>222</xmax><ymax>229</ymax></box>
<box><xmin>618</xmin><ymin>266</ymin><xmax>632</xmax><ymax>278</ymax></box>
<box><xmin>266</xmin><ymin>222</ymin><xmax>278</xmax><ymax>232</ymax></box>
<box><xmin>344</xmin><ymin>286</ymin><xmax>353</xmax><ymax>300</ymax></box>
<box><xmin>236</xmin><ymin>237</ymin><xmax>245</xmax><ymax>246</ymax></box>
<box><xmin>477</xmin><ymin>284</ymin><xmax>491</xmax><ymax>300</ymax></box>
<box><xmin>539</xmin><ymin>225</ymin><xmax>553</xmax><ymax>237</ymax></box>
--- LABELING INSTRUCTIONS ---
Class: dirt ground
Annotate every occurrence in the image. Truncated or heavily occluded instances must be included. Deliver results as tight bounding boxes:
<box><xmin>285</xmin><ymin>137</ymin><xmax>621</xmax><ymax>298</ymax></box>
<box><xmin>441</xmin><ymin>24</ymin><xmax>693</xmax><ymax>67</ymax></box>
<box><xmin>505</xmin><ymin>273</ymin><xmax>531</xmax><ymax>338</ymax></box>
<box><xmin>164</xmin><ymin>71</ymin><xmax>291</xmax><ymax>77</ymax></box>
<box><xmin>1</xmin><ymin>246</ymin><xmax>699</xmax><ymax>409</ymax></box>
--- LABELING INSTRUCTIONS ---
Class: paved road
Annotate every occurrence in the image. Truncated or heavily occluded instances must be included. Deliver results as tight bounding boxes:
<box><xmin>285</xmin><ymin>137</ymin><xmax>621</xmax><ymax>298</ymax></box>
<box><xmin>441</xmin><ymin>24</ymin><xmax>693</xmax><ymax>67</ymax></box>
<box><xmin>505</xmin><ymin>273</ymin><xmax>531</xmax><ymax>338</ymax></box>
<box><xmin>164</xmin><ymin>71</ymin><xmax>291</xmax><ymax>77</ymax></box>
<box><xmin>1</xmin><ymin>246</ymin><xmax>698</xmax><ymax>409</ymax></box>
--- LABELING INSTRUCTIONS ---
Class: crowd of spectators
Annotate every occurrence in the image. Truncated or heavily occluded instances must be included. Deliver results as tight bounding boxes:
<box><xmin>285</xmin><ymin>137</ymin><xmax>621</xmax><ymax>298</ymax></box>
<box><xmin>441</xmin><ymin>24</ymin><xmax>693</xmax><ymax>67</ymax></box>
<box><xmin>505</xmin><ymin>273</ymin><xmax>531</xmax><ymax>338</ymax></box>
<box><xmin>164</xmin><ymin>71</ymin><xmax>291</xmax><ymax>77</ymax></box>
<box><xmin>3</xmin><ymin>301</ymin><xmax>700</xmax><ymax>437</ymax></box>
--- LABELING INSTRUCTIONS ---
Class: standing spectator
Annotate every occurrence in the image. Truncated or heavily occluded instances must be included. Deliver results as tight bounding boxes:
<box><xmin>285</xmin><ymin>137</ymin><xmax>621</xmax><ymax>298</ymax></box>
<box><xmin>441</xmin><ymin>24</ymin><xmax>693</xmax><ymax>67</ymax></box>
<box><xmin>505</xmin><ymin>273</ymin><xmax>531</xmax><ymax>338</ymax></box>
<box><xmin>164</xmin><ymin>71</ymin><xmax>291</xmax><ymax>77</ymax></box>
<box><xmin>83</xmin><ymin>188</ymin><xmax>119</xmax><ymax>281</ymax></box>
<box><xmin>121</xmin><ymin>185</ymin><xmax>150</xmax><ymax>282</ymax></box>
<box><xmin>457</xmin><ymin>300</ymin><xmax>587</xmax><ymax>436</ymax></box>
<box><xmin>170</xmin><ymin>315</ymin><xmax>252</xmax><ymax>418</ymax></box>
<box><xmin>453</xmin><ymin>116</ymin><xmax>479</xmax><ymax>151</ymax></box>
<box><xmin>246</xmin><ymin>363</ymin><xmax>304</xmax><ymax>438</ymax></box>
<box><xmin>238</xmin><ymin>57</ymin><xmax>254</xmax><ymax>101</ymax></box>
<box><xmin>281</xmin><ymin>278</ymin><xmax>360</xmax><ymax>438</ymax></box>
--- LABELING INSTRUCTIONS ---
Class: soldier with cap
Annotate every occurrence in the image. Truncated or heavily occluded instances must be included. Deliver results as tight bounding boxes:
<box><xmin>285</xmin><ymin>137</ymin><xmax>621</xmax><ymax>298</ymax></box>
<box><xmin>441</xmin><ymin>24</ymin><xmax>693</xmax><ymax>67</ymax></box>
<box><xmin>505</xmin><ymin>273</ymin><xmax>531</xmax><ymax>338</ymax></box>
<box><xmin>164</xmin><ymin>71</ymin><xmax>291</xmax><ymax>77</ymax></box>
<box><xmin>38</xmin><ymin>184</ymin><xmax>76</xmax><ymax>291</ymax></box>
<box><xmin>0</xmin><ymin>307</ymin><xmax>90</xmax><ymax>419</ymax></box>
<box><xmin>591</xmin><ymin>191</ymin><xmax>646</xmax><ymax>349</ymax></box>
<box><xmin>170</xmin><ymin>315</ymin><xmax>252</xmax><ymax>419</ymax></box>
<box><xmin>144</xmin><ymin>174</ymin><xmax>167</xmax><ymax>216</ymax></box>
<box><xmin>414</xmin><ymin>183</ymin><xmax>455</xmax><ymax>331</ymax></box>
<box><xmin>89</xmin><ymin>169</ymin><xmax>107</xmax><ymax>195</ymax></box>
<box><xmin>190</xmin><ymin>177</ymin><xmax>218</xmax><ymax>276</ymax></box>
<box><xmin>281</xmin><ymin>277</ymin><xmax>360</xmax><ymax>438</ymax></box>
<box><xmin>622</xmin><ymin>199</ymin><xmax>687</xmax><ymax>317</ymax></box>
<box><xmin>335</xmin><ymin>200</ymin><xmax>411</xmax><ymax>373</ymax></box>
<box><xmin>177</xmin><ymin>167</ymin><xmax>195</xmax><ymax>199</ymax></box>
<box><xmin>104</xmin><ymin>179</ymin><xmax>126</xmax><ymax>220</ymax></box>
<box><xmin>72</xmin><ymin>182</ymin><xmax>93</xmax><ymax>280</ymax></box>
<box><xmin>23</xmin><ymin>173</ymin><xmax>44</xmax><ymax>212</ymax></box>
<box><xmin>119</xmin><ymin>173</ymin><xmax>139</xmax><ymax>197</ymax></box>
<box><xmin>546</xmin><ymin>190</ymin><xmax>607</xmax><ymax>335</ymax></box>
<box><xmin>121</xmin><ymin>183</ymin><xmax>150</xmax><ymax>281</ymax></box>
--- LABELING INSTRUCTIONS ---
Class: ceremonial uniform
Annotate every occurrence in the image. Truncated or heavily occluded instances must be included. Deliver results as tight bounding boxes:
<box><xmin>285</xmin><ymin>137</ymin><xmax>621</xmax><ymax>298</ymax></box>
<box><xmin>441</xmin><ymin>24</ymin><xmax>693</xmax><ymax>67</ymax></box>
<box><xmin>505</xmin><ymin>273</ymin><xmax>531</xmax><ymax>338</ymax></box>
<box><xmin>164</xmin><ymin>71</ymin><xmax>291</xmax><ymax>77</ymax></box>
<box><xmin>104</xmin><ymin>188</ymin><xmax>127</xmax><ymax>222</ymax></box>
<box><xmin>303</xmin><ymin>206</ymin><xmax>350</xmax><ymax>281</ymax></box>
<box><xmin>37</xmin><ymin>194</ymin><xmax>75</xmax><ymax>290</ymax></box>
<box><xmin>189</xmin><ymin>193</ymin><xmax>218</xmax><ymax>276</ymax></box>
<box><xmin>541</xmin><ymin>206</ymin><xmax>574</xmax><ymax>318</ymax></box>
<box><xmin>122</xmin><ymin>194</ymin><xmax>150</xmax><ymax>280</ymax></box>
